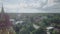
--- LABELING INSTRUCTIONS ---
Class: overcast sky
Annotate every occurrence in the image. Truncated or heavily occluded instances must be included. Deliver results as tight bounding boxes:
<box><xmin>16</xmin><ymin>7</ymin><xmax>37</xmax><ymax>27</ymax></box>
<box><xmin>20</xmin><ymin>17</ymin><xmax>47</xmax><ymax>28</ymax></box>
<box><xmin>0</xmin><ymin>0</ymin><xmax>60</xmax><ymax>13</ymax></box>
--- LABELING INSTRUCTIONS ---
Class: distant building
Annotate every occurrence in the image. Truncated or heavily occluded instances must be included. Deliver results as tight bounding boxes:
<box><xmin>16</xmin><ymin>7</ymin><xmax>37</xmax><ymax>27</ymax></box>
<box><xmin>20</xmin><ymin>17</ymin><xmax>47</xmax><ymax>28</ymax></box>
<box><xmin>10</xmin><ymin>19</ymin><xmax>15</xmax><ymax>25</ymax></box>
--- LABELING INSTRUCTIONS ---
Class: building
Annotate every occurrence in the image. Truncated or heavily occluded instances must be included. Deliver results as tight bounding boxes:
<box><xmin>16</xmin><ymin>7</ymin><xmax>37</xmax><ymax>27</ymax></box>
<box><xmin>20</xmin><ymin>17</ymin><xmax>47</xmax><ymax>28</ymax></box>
<box><xmin>0</xmin><ymin>5</ymin><xmax>15</xmax><ymax>34</ymax></box>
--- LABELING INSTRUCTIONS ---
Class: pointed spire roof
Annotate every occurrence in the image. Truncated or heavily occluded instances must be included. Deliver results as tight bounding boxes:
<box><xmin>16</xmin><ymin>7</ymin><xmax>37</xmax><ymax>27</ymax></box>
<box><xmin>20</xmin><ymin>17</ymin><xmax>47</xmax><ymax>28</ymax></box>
<box><xmin>0</xmin><ymin>4</ymin><xmax>5</xmax><ymax>19</ymax></box>
<box><xmin>1</xmin><ymin>4</ymin><xmax>4</xmax><ymax>13</ymax></box>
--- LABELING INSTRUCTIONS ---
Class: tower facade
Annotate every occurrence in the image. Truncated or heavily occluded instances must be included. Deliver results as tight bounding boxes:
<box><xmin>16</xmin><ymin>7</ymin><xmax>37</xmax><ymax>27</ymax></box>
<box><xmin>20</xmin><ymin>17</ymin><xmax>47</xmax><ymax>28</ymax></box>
<box><xmin>0</xmin><ymin>5</ymin><xmax>15</xmax><ymax>34</ymax></box>
<box><xmin>0</xmin><ymin>5</ymin><xmax>12</xmax><ymax>29</ymax></box>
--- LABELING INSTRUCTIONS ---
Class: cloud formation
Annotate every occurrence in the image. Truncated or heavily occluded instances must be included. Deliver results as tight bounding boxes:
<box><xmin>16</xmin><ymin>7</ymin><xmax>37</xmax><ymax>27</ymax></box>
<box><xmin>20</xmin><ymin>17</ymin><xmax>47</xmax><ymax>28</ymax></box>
<box><xmin>0</xmin><ymin>0</ymin><xmax>60</xmax><ymax>13</ymax></box>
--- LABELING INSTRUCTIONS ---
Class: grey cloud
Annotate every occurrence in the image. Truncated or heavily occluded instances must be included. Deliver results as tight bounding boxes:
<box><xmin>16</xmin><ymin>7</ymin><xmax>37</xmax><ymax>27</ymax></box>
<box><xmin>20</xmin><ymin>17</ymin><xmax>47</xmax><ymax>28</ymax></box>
<box><xmin>36</xmin><ymin>0</ymin><xmax>60</xmax><ymax>13</ymax></box>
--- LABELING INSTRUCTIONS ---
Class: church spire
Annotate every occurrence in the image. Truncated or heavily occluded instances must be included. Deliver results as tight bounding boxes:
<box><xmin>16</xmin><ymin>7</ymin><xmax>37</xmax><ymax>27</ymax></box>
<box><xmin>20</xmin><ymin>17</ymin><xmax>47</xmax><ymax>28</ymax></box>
<box><xmin>0</xmin><ymin>4</ymin><xmax>5</xmax><ymax>19</ymax></box>
<box><xmin>1</xmin><ymin>4</ymin><xmax>4</xmax><ymax>13</ymax></box>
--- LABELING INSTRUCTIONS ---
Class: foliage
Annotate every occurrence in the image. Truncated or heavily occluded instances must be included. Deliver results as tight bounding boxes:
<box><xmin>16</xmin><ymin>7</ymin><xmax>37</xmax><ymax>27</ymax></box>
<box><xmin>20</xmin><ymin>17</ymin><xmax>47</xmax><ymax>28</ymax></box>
<box><xmin>13</xmin><ymin>14</ymin><xmax>60</xmax><ymax>34</ymax></box>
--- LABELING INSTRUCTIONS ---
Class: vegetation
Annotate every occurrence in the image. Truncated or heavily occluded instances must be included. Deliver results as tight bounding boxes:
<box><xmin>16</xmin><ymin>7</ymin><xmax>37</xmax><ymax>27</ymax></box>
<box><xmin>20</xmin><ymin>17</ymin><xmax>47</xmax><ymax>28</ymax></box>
<box><xmin>13</xmin><ymin>14</ymin><xmax>60</xmax><ymax>34</ymax></box>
